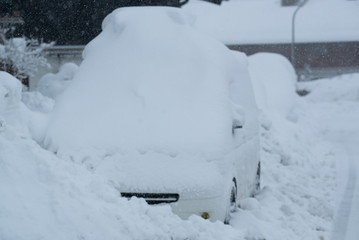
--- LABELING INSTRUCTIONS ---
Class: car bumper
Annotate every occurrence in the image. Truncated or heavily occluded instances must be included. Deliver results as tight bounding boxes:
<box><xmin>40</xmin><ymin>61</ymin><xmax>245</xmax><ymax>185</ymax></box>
<box><xmin>170</xmin><ymin>194</ymin><xmax>227</xmax><ymax>222</ymax></box>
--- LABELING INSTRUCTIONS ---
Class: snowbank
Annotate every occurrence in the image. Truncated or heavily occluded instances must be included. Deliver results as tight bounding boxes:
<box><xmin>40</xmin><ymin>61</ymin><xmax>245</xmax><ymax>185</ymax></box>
<box><xmin>44</xmin><ymin>7</ymin><xmax>248</xmax><ymax>158</ymax></box>
<box><xmin>0</xmin><ymin>71</ymin><xmax>29</xmax><ymax>134</ymax></box>
<box><xmin>297</xmin><ymin>73</ymin><xmax>359</xmax><ymax>103</ymax></box>
<box><xmin>0</xmin><ymin>71</ymin><xmax>52</xmax><ymax>145</ymax></box>
<box><xmin>37</xmin><ymin>62</ymin><xmax>78</xmax><ymax>99</ymax></box>
<box><xmin>0</xmin><ymin>71</ymin><xmax>22</xmax><ymax>114</ymax></box>
<box><xmin>184</xmin><ymin>0</ymin><xmax>359</xmax><ymax>44</ymax></box>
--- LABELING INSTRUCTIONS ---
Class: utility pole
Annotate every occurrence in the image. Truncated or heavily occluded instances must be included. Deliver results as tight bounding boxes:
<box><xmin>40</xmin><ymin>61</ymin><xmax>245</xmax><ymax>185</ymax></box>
<box><xmin>291</xmin><ymin>0</ymin><xmax>308</xmax><ymax>70</ymax></box>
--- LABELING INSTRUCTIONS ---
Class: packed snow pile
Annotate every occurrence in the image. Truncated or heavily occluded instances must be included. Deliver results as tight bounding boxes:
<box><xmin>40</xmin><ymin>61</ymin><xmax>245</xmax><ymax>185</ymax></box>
<box><xmin>0</xmin><ymin>71</ymin><xmax>29</xmax><ymax>134</ymax></box>
<box><xmin>297</xmin><ymin>73</ymin><xmax>359</xmax><ymax>102</ymax></box>
<box><xmin>0</xmin><ymin>71</ymin><xmax>51</xmax><ymax>143</ymax></box>
<box><xmin>22</xmin><ymin>91</ymin><xmax>54</xmax><ymax>113</ymax></box>
<box><xmin>44</xmin><ymin>7</ymin><xmax>249</xmax><ymax>158</ymax></box>
<box><xmin>0</xmin><ymin>71</ymin><xmax>22</xmax><ymax>118</ymax></box>
<box><xmin>37</xmin><ymin>62</ymin><xmax>78</xmax><ymax>99</ymax></box>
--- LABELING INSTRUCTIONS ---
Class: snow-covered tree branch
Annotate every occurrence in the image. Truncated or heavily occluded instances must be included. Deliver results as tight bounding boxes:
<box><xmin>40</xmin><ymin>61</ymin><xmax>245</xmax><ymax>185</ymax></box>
<box><xmin>0</xmin><ymin>28</ymin><xmax>53</xmax><ymax>87</ymax></box>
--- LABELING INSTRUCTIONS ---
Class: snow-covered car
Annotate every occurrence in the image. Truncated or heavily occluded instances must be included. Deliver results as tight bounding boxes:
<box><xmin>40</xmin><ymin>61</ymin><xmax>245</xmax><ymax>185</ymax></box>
<box><xmin>44</xmin><ymin>7</ymin><xmax>260</xmax><ymax>223</ymax></box>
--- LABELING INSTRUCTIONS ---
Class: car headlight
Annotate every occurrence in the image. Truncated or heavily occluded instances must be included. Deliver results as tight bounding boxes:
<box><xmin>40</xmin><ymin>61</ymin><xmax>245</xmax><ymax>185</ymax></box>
<box><xmin>201</xmin><ymin>212</ymin><xmax>210</xmax><ymax>220</ymax></box>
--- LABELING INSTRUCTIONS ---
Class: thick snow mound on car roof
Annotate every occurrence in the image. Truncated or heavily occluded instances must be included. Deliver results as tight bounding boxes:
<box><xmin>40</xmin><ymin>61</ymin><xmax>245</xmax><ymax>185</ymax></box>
<box><xmin>248</xmin><ymin>53</ymin><xmax>297</xmax><ymax>118</ymax></box>
<box><xmin>44</xmin><ymin>7</ymin><xmax>251</xmax><ymax>156</ymax></box>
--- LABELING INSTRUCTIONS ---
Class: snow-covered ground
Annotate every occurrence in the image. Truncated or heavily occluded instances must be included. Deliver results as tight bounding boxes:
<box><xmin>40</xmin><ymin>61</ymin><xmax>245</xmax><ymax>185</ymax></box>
<box><xmin>298</xmin><ymin>74</ymin><xmax>359</xmax><ymax>240</ymax></box>
<box><xmin>2</xmin><ymin>52</ymin><xmax>354</xmax><ymax>240</ymax></box>
<box><xmin>1</xmin><ymin>5</ymin><xmax>359</xmax><ymax>240</ymax></box>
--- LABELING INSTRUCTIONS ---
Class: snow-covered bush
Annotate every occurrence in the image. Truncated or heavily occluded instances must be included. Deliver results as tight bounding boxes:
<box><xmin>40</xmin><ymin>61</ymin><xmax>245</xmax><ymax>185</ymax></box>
<box><xmin>37</xmin><ymin>62</ymin><xmax>78</xmax><ymax>99</ymax></box>
<box><xmin>0</xmin><ymin>28</ymin><xmax>53</xmax><ymax>86</ymax></box>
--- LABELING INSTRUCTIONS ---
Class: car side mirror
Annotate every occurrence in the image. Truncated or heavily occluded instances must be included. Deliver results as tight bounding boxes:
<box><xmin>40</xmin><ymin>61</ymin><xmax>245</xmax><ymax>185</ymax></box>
<box><xmin>233</xmin><ymin>124</ymin><xmax>243</xmax><ymax>130</ymax></box>
<box><xmin>232</xmin><ymin>105</ymin><xmax>245</xmax><ymax>134</ymax></box>
<box><xmin>232</xmin><ymin>120</ymin><xmax>244</xmax><ymax>134</ymax></box>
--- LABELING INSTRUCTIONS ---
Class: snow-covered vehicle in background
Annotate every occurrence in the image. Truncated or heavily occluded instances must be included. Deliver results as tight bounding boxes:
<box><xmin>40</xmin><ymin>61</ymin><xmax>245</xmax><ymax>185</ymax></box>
<box><xmin>43</xmin><ymin>7</ymin><xmax>260</xmax><ymax>223</ymax></box>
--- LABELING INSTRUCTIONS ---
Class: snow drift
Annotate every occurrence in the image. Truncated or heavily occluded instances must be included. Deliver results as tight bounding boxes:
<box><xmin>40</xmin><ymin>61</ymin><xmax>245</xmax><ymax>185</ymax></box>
<box><xmin>0</xmin><ymin>71</ymin><xmax>30</xmax><ymax>135</ymax></box>
<box><xmin>297</xmin><ymin>73</ymin><xmax>359</xmax><ymax>103</ymax></box>
<box><xmin>37</xmin><ymin>62</ymin><xmax>78</xmax><ymax>99</ymax></box>
<box><xmin>0</xmin><ymin>71</ymin><xmax>23</xmax><ymax>124</ymax></box>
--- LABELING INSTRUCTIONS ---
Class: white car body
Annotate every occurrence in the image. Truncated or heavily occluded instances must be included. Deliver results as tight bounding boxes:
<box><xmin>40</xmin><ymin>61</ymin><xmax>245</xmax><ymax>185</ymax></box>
<box><xmin>45</xmin><ymin>7</ymin><xmax>260</xmax><ymax>223</ymax></box>
<box><xmin>117</xmin><ymin>51</ymin><xmax>260</xmax><ymax>223</ymax></box>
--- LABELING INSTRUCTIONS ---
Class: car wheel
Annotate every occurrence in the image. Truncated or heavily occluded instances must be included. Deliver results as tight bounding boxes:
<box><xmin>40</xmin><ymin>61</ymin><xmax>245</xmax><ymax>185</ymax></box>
<box><xmin>224</xmin><ymin>180</ymin><xmax>237</xmax><ymax>224</ymax></box>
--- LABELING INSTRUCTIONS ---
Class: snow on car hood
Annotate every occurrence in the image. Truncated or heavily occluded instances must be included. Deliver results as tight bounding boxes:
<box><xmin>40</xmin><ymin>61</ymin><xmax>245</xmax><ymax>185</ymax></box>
<box><xmin>95</xmin><ymin>151</ymin><xmax>229</xmax><ymax>199</ymax></box>
<box><xmin>44</xmin><ymin>7</ymin><xmax>246</xmax><ymax>159</ymax></box>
